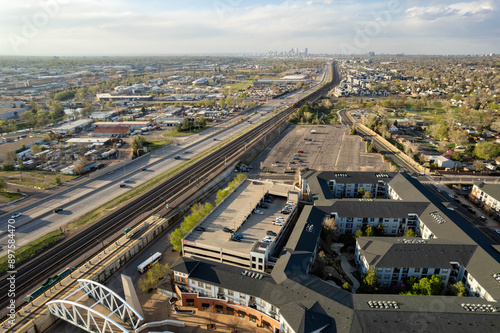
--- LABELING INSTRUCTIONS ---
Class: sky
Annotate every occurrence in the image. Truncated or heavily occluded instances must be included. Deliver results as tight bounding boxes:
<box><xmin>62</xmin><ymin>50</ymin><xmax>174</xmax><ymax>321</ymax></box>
<box><xmin>0</xmin><ymin>0</ymin><xmax>498</xmax><ymax>56</ymax></box>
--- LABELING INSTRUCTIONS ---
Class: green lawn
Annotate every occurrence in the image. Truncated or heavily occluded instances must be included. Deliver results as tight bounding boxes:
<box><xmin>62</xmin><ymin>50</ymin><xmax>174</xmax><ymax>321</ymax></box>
<box><xmin>0</xmin><ymin>191</ymin><xmax>24</xmax><ymax>201</ymax></box>
<box><xmin>0</xmin><ymin>170</ymin><xmax>75</xmax><ymax>189</ymax></box>
<box><xmin>162</xmin><ymin>126</ymin><xmax>212</xmax><ymax>137</ymax></box>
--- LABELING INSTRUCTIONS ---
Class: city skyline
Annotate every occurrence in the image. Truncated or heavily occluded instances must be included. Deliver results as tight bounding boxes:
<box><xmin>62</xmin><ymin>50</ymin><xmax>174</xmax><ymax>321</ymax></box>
<box><xmin>0</xmin><ymin>0</ymin><xmax>499</xmax><ymax>56</ymax></box>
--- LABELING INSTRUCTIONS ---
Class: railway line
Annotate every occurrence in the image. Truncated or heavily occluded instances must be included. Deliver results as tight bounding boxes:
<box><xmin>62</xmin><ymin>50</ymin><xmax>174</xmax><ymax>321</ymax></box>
<box><xmin>0</xmin><ymin>62</ymin><xmax>339</xmax><ymax>325</ymax></box>
<box><xmin>339</xmin><ymin>109</ymin><xmax>420</xmax><ymax>173</ymax></box>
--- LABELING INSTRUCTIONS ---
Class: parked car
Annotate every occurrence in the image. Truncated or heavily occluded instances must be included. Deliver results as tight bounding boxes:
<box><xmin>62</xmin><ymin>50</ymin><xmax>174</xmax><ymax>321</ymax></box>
<box><xmin>478</xmin><ymin>215</ymin><xmax>486</xmax><ymax>221</ymax></box>
<box><xmin>272</xmin><ymin>221</ymin><xmax>284</xmax><ymax>226</ymax></box>
<box><xmin>261</xmin><ymin>238</ymin><xmax>272</xmax><ymax>244</ymax></box>
<box><xmin>259</xmin><ymin>202</ymin><xmax>269</xmax><ymax>208</ymax></box>
<box><xmin>223</xmin><ymin>227</ymin><xmax>233</xmax><ymax>233</ymax></box>
<box><xmin>281</xmin><ymin>209</ymin><xmax>291</xmax><ymax>214</ymax></box>
<box><xmin>276</xmin><ymin>216</ymin><xmax>286</xmax><ymax>222</ymax></box>
<box><xmin>254</xmin><ymin>209</ymin><xmax>264</xmax><ymax>215</ymax></box>
<box><xmin>297</xmin><ymin>150</ymin><xmax>304</xmax><ymax>153</ymax></box>
<box><xmin>266</xmin><ymin>230</ymin><xmax>277</xmax><ymax>236</ymax></box>
<box><xmin>231</xmin><ymin>236</ymin><xmax>241</xmax><ymax>242</ymax></box>
<box><xmin>495</xmin><ymin>229</ymin><xmax>500</xmax><ymax>235</ymax></box>
<box><xmin>196</xmin><ymin>227</ymin><xmax>206</xmax><ymax>232</ymax></box>
<box><xmin>233</xmin><ymin>233</ymin><xmax>244</xmax><ymax>240</ymax></box>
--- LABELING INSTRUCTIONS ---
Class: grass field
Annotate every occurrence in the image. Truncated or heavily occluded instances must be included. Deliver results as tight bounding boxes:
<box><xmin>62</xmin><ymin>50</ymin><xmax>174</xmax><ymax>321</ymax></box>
<box><xmin>0</xmin><ymin>170</ymin><xmax>75</xmax><ymax>189</ymax></box>
<box><xmin>0</xmin><ymin>191</ymin><xmax>24</xmax><ymax>201</ymax></box>
<box><xmin>162</xmin><ymin>125</ymin><xmax>212</xmax><ymax>137</ymax></box>
<box><xmin>223</xmin><ymin>80</ymin><xmax>254</xmax><ymax>91</ymax></box>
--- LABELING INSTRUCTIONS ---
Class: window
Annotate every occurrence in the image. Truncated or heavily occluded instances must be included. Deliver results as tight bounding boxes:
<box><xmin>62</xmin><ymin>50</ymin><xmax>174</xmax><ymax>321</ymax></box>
<box><xmin>198</xmin><ymin>282</ymin><xmax>205</xmax><ymax>288</ymax></box>
<box><xmin>226</xmin><ymin>307</ymin><xmax>234</xmax><ymax>315</ymax></box>
<box><xmin>414</xmin><ymin>268</ymin><xmax>420</xmax><ymax>273</ymax></box>
<box><xmin>442</xmin><ymin>269</ymin><xmax>448</xmax><ymax>273</ymax></box>
<box><xmin>422</xmin><ymin>268</ymin><xmax>428</xmax><ymax>274</ymax></box>
<box><xmin>240</xmin><ymin>293</ymin><xmax>246</xmax><ymax>299</ymax></box>
<box><xmin>205</xmin><ymin>284</ymin><xmax>212</xmax><ymax>289</ymax></box>
<box><xmin>377</xmin><ymin>268</ymin><xmax>383</xmax><ymax>272</ymax></box>
<box><xmin>258</xmin><ymin>258</ymin><xmax>263</xmax><ymax>263</ymax></box>
<box><xmin>346</xmin><ymin>223</ymin><xmax>353</xmax><ymax>228</ymax></box>
<box><xmin>252</xmin><ymin>263</ymin><xmax>256</xmax><ymax>269</ymax></box>
<box><xmin>252</xmin><ymin>257</ymin><xmax>256</xmax><ymax>262</ymax></box>
<box><xmin>258</xmin><ymin>265</ymin><xmax>263</xmax><ymax>270</ymax></box>
<box><xmin>175</xmin><ymin>276</ymin><xmax>180</xmax><ymax>282</ymax></box>
<box><xmin>227</xmin><ymin>290</ymin><xmax>234</xmax><ymax>296</ymax></box>
<box><xmin>385</xmin><ymin>267</ymin><xmax>391</xmax><ymax>272</ymax></box>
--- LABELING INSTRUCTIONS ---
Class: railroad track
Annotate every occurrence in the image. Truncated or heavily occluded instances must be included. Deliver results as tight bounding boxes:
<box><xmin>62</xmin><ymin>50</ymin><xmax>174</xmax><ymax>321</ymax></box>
<box><xmin>0</xmin><ymin>62</ymin><xmax>338</xmax><ymax>323</ymax></box>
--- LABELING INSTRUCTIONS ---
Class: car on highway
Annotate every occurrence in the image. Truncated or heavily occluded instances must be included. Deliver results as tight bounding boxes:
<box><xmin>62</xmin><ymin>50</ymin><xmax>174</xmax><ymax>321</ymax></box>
<box><xmin>119</xmin><ymin>183</ymin><xmax>126</xmax><ymax>188</ymax></box>
<box><xmin>11</xmin><ymin>212</ymin><xmax>22</xmax><ymax>219</ymax></box>
<box><xmin>495</xmin><ymin>229</ymin><xmax>500</xmax><ymax>235</ymax></box>
<box><xmin>174</xmin><ymin>156</ymin><xmax>180</xmax><ymax>160</ymax></box>
<box><xmin>141</xmin><ymin>168</ymin><xmax>147</xmax><ymax>171</ymax></box>
<box><xmin>53</xmin><ymin>208</ymin><xmax>63</xmax><ymax>213</ymax></box>
<box><xmin>478</xmin><ymin>215</ymin><xmax>486</xmax><ymax>221</ymax></box>
<box><xmin>196</xmin><ymin>226</ymin><xmax>206</xmax><ymax>232</ymax></box>
<box><xmin>122</xmin><ymin>179</ymin><xmax>129</xmax><ymax>183</ymax></box>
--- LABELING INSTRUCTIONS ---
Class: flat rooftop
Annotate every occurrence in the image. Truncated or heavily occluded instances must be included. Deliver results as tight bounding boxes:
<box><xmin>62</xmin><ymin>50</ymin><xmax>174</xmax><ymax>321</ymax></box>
<box><xmin>183</xmin><ymin>180</ymin><xmax>294</xmax><ymax>258</ymax></box>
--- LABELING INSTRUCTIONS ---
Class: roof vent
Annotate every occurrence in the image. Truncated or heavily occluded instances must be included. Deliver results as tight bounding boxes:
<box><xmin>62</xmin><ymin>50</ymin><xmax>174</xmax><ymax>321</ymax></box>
<box><xmin>461</xmin><ymin>303</ymin><xmax>498</xmax><ymax>312</ymax></box>
<box><xmin>367</xmin><ymin>300</ymin><xmax>400</xmax><ymax>309</ymax></box>
<box><xmin>430</xmin><ymin>211</ymin><xmax>446</xmax><ymax>224</ymax></box>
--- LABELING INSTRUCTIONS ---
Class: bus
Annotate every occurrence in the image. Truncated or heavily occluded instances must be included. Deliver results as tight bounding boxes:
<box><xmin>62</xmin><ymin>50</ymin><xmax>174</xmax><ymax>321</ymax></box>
<box><xmin>137</xmin><ymin>252</ymin><xmax>162</xmax><ymax>273</ymax></box>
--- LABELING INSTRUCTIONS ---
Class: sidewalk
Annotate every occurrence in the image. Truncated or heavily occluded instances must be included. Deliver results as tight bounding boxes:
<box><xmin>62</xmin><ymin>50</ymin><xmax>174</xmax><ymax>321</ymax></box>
<box><xmin>331</xmin><ymin>243</ymin><xmax>360</xmax><ymax>293</ymax></box>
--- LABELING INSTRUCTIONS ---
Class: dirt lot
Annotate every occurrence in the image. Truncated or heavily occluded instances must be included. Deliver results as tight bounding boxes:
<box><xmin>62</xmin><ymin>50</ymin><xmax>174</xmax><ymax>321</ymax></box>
<box><xmin>256</xmin><ymin>124</ymin><xmax>390</xmax><ymax>175</ymax></box>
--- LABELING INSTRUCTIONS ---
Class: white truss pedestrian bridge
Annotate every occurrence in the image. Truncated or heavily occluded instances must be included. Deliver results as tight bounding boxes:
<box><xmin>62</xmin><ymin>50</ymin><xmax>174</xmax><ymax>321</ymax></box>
<box><xmin>46</xmin><ymin>279</ymin><xmax>144</xmax><ymax>333</ymax></box>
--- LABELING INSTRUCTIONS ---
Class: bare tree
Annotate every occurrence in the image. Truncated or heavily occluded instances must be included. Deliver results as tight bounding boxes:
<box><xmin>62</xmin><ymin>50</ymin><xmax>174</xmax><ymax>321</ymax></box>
<box><xmin>205</xmin><ymin>305</ymin><xmax>218</xmax><ymax>329</ymax></box>
<box><xmin>227</xmin><ymin>317</ymin><xmax>241</xmax><ymax>333</ymax></box>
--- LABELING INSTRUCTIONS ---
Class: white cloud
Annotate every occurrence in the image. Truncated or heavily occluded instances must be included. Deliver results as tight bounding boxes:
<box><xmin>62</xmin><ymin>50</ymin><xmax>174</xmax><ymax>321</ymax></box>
<box><xmin>406</xmin><ymin>0</ymin><xmax>495</xmax><ymax>21</ymax></box>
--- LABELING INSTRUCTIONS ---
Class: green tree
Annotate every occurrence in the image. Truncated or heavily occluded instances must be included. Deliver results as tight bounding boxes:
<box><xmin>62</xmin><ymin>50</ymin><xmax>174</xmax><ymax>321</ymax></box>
<box><xmin>474</xmin><ymin>142</ymin><xmax>499</xmax><ymax>160</ymax></box>
<box><xmin>358</xmin><ymin>187</ymin><xmax>365</xmax><ymax>198</ymax></box>
<box><xmin>3</xmin><ymin>150</ymin><xmax>18</xmax><ymax>168</ymax></box>
<box><xmin>354</xmin><ymin>229</ymin><xmax>364</xmax><ymax>238</ymax></box>
<box><xmin>132</xmin><ymin>136</ymin><xmax>147</xmax><ymax>156</ymax></box>
<box><xmin>408</xmin><ymin>275</ymin><xmax>443</xmax><ymax>296</ymax></box>
<box><xmin>54</xmin><ymin>176</ymin><xmax>62</xmax><ymax>185</ymax></box>
<box><xmin>30</xmin><ymin>144</ymin><xmax>42</xmax><ymax>155</ymax></box>
<box><xmin>342</xmin><ymin>282</ymin><xmax>351</xmax><ymax>292</ymax></box>
<box><xmin>451</xmin><ymin>281</ymin><xmax>467</xmax><ymax>297</ymax></box>
<box><xmin>138</xmin><ymin>269</ymin><xmax>157</xmax><ymax>292</ymax></box>
<box><xmin>0</xmin><ymin>177</ymin><xmax>7</xmax><ymax>191</ymax></box>
<box><xmin>363</xmin><ymin>191</ymin><xmax>372</xmax><ymax>199</ymax></box>
<box><xmin>403</xmin><ymin>229</ymin><xmax>417</xmax><ymax>237</ymax></box>
<box><xmin>365</xmin><ymin>225</ymin><xmax>375</xmax><ymax>237</ymax></box>
<box><xmin>362</xmin><ymin>268</ymin><xmax>378</xmax><ymax>293</ymax></box>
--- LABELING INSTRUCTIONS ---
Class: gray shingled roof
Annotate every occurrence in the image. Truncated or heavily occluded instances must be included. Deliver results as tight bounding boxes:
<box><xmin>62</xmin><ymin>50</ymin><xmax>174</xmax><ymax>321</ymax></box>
<box><xmin>357</xmin><ymin>237</ymin><xmax>477</xmax><ymax>268</ymax></box>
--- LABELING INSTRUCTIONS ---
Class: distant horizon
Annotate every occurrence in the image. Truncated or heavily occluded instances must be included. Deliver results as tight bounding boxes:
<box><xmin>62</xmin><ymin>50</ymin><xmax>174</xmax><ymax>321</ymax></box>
<box><xmin>0</xmin><ymin>52</ymin><xmax>498</xmax><ymax>58</ymax></box>
<box><xmin>1</xmin><ymin>1</ymin><xmax>498</xmax><ymax>56</ymax></box>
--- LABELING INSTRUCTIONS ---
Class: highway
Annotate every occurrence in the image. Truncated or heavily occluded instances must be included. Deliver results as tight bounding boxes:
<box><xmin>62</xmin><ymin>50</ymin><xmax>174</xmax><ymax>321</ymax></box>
<box><xmin>0</xmin><ymin>62</ymin><xmax>338</xmax><ymax>321</ymax></box>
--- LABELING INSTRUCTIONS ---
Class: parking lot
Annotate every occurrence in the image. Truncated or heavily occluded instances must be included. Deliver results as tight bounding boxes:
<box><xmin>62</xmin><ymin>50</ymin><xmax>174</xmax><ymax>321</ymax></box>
<box><xmin>258</xmin><ymin>125</ymin><xmax>390</xmax><ymax>174</ymax></box>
